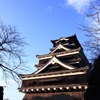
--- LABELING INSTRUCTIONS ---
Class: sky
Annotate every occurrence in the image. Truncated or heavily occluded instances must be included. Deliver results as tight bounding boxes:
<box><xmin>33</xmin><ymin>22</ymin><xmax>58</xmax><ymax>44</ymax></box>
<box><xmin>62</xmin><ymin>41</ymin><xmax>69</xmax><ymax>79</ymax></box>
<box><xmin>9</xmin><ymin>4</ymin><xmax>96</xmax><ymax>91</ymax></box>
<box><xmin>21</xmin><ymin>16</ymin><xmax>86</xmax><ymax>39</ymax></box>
<box><xmin>0</xmin><ymin>0</ymin><xmax>91</xmax><ymax>100</ymax></box>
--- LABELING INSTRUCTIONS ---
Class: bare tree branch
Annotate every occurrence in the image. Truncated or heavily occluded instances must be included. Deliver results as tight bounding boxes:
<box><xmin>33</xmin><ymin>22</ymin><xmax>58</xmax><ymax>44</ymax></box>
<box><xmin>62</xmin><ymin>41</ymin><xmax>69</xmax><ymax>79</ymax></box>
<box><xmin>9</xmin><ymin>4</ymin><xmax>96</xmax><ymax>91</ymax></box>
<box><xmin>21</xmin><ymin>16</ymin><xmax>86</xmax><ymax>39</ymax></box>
<box><xmin>79</xmin><ymin>0</ymin><xmax>100</xmax><ymax>62</ymax></box>
<box><xmin>0</xmin><ymin>22</ymin><xmax>27</xmax><ymax>84</ymax></box>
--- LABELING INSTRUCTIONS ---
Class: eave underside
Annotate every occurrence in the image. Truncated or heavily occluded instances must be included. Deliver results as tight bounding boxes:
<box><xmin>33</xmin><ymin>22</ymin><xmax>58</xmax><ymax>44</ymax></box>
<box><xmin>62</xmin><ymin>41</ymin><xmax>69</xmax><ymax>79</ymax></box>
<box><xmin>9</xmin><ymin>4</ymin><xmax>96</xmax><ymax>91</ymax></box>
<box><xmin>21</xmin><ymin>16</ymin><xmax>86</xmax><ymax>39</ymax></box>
<box><xmin>37</xmin><ymin>48</ymin><xmax>80</xmax><ymax>60</ymax></box>
<box><xmin>20</xmin><ymin>66</ymin><xmax>88</xmax><ymax>80</ymax></box>
<box><xmin>19</xmin><ymin>84</ymin><xmax>88</xmax><ymax>93</ymax></box>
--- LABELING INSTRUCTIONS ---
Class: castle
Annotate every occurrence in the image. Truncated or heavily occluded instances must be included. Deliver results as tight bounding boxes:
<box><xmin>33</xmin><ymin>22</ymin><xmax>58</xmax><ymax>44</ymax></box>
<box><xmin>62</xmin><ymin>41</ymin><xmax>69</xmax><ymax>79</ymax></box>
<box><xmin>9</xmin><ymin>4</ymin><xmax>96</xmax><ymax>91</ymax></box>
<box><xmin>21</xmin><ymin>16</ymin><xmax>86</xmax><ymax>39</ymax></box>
<box><xmin>19</xmin><ymin>34</ymin><xmax>90</xmax><ymax>100</ymax></box>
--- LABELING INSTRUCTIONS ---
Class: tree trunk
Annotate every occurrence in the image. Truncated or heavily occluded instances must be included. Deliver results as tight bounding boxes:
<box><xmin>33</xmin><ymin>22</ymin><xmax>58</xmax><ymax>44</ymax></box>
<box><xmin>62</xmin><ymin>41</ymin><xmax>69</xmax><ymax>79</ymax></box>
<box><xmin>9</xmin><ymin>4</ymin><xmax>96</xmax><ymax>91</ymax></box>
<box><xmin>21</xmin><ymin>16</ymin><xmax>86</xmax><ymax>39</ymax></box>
<box><xmin>0</xmin><ymin>86</ymin><xmax>3</xmax><ymax>100</ymax></box>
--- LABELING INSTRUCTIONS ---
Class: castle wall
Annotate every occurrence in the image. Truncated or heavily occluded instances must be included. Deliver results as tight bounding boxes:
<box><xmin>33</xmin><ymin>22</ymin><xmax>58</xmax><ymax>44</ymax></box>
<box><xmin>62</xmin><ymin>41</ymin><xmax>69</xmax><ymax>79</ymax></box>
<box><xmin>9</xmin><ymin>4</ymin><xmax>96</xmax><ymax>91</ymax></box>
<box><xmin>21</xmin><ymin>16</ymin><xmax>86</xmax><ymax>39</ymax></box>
<box><xmin>23</xmin><ymin>91</ymin><xmax>84</xmax><ymax>100</ymax></box>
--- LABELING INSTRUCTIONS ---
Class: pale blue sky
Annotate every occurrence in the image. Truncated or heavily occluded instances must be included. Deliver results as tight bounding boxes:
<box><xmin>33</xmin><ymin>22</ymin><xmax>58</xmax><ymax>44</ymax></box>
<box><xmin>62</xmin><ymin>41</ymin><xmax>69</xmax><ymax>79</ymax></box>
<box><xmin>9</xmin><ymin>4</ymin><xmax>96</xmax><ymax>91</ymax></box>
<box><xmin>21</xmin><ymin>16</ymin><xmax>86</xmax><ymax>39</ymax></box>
<box><xmin>0</xmin><ymin>0</ymin><xmax>91</xmax><ymax>100</ymax></box>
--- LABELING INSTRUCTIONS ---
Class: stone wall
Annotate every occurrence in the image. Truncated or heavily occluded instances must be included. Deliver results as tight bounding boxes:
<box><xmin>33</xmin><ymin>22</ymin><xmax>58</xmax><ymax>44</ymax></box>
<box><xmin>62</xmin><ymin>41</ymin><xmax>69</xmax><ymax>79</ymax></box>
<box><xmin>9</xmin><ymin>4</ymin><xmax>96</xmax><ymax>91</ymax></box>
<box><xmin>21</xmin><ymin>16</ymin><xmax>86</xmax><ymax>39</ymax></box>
<box><xmin>23</xmin><ymin>91</ymin><xmax>84</xmax><ymax>100</ymax></box>
<box><xmin>0</xmin><ymin>86</ymin><xmax>3</xmax><ymax>100</ymax></box>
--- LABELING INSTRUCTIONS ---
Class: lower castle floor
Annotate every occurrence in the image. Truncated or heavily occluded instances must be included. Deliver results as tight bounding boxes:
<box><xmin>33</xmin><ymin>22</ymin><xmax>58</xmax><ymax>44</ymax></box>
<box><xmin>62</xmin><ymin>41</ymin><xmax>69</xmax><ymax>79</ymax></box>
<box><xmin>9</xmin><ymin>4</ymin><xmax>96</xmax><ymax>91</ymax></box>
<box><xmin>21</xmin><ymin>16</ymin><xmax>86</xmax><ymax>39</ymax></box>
<box><xmin>23</xmin><ymin>91</ymin><xmax>85</xmax><ymax>100</ymax></box>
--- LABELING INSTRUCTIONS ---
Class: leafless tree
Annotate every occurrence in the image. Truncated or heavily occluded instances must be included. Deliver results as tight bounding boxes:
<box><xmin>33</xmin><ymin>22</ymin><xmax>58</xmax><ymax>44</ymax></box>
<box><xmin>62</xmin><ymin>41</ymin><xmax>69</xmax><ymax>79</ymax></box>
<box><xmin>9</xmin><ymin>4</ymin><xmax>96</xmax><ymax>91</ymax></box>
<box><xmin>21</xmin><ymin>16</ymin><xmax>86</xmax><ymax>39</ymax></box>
<box><xmin>80</xmin><ymin>0</ymin><xmax>100</xmax><ymax>62</ymax></box>
<box><xmin>0</xmin><ymin>22</ymin><xmax>26</xmax><ymax>84</ymax></box>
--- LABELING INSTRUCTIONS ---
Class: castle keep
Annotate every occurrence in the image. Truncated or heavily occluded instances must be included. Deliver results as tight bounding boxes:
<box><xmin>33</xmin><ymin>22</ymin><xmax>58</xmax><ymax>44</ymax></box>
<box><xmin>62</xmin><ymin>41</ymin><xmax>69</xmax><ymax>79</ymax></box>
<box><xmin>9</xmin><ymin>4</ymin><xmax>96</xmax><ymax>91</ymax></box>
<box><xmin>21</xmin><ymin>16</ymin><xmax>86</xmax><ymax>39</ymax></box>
<box><xmin>19</xmin><ymin>35</ymin><xmax>89</xmax><ymax>100</ymax></box>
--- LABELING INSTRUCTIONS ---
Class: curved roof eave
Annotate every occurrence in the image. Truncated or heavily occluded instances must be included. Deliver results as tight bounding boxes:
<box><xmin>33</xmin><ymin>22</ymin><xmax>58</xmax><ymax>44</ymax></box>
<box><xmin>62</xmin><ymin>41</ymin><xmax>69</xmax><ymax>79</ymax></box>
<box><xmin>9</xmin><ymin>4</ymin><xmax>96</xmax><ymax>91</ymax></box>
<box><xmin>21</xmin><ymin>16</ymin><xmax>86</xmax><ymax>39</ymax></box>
<box><xmin>34</xmin><ymin>56</ymin><xmax>75</xmax><ymax>74</ymax></box>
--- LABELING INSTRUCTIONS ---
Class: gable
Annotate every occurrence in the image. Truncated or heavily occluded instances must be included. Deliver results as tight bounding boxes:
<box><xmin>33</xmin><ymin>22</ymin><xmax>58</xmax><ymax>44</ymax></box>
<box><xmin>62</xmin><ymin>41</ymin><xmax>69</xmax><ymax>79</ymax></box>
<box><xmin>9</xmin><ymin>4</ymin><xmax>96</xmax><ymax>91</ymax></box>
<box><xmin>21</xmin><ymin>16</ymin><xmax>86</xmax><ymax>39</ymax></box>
<box><xmin>51</xmin><ymin>44</ymin><xmax>69</xmax><ymax>53</ymax></box>
<box><xmin>34</xmin><ymin>56</ymin><xmax>75</xmax><ymax>74</ymax></box>
<box><xmin>37</xmin><ymin>63</ymin><xmax>68</xmax><ymax>73</ymax></box>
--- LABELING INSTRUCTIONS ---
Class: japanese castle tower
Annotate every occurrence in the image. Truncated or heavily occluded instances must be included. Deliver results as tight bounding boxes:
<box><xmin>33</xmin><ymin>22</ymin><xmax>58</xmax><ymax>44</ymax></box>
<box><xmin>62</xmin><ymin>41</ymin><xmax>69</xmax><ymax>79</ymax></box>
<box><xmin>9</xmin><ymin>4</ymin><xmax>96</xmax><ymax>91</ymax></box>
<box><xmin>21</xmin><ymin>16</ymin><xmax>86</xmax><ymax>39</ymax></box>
<box><xmin>19</xmin><ymin>35</ymin><xmax>90</xmax><ymax>100</ymax></box>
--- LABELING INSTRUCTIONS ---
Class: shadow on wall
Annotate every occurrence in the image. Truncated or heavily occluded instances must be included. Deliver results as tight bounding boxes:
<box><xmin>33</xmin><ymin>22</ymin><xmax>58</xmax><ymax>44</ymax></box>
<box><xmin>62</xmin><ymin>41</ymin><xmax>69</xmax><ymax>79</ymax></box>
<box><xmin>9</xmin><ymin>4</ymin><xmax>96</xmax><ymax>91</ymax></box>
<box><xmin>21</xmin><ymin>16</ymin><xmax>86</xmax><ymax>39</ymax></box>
<box><xmin>24</xmin><ymin>94</ymin><xmax>81</xmax><ymax>100</ymax></box>
<box><xmin>32</xmin><ymin>94</ymin><xmax>81</xmax><ymax>100</ymax></box>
